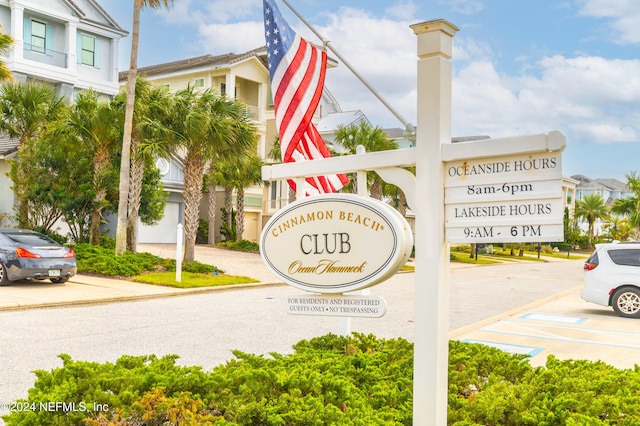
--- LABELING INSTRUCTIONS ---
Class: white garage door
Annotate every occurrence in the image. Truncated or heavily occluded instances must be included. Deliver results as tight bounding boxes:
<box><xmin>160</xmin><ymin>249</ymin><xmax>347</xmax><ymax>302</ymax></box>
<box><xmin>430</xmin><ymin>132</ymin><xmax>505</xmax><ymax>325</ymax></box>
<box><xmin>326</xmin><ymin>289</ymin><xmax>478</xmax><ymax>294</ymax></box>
<box><xmin>138</xmin><ymin>202</ymin><xmax>180</xmax><ymax>244</ymax></box>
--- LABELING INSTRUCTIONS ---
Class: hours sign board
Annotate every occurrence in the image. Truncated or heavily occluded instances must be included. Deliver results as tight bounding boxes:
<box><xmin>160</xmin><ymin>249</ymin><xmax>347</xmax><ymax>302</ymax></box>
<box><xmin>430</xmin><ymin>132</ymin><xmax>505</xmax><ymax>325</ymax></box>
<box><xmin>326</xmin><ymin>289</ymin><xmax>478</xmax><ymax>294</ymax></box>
<box><xmin>445</xmin><ymin>147</ymin><xmax>565</xmax><ymax>244</ymax></box>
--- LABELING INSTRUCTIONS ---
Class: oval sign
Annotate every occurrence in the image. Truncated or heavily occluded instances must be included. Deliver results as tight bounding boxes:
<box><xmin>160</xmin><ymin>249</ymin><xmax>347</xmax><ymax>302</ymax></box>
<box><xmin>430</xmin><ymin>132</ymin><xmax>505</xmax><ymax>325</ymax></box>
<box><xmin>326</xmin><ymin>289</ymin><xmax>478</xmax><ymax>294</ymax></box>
<box><xmin>260</xmin><ymin>194</ymin><xmax>413</xmax><ymax>293</ymax></box>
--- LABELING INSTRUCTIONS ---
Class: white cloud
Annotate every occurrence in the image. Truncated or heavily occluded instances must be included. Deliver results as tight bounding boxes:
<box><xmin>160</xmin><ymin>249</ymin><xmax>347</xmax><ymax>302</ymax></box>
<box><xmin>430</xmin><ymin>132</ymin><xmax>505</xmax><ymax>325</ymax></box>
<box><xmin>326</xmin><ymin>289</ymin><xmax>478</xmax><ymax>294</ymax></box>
<box><xmin>152</xmin><ymin>0</ymin><xmax>202</xmax><ymax>25</ymax></box>
<box><xmin>197</xmin><ymin>21</ymin><xmax>265</xmax><ymax>54</ymax></box>
<box><xmin>385</xmin><ymin>1</ymin><xmax>419</xmax><ymax>21</ymax></box>
<box><xmin>153</xmin><ymin>0</ymin><xmax>259</xmax><ymax>25</ymax></box>
<box><xmin>150</xmin><ymin>0</ymin><xmax>640</xmax><ymax>150</ymax></box>
<box><xmin>203</xmin><ymin>0</ymin><xmax>260</xmax><ymax>24</ymax></box>
<box><xmin>309</xmin><ymin>8</ymin><xmax>417</xmax><ymax>127</ymax></box>
<box><xmin>451</xmin><ymin>52</ymin><xmax>640</xmax><ymax>145</ymax></box>
<box><xmin>440</xmin><ymin>0</ymin><xmax>485</xmax><ymax>15</ymax></box>
<box><xmin>578</xmin><ymin>0</ymin><xmax>640</xmax><ymax>44</ymax></box>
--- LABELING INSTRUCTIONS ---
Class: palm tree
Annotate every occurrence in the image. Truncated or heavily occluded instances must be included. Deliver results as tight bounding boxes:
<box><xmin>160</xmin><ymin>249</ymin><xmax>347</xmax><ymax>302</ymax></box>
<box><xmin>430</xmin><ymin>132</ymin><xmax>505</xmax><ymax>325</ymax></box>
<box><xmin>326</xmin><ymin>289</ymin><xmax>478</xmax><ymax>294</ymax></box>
<box><xmin>603</xmin><ymin>216</ymin><xmax>632</xmax><ymax>242</ymax></box>
<box><xmin>611</xmin><ymin>172</ymin><xmax>640</xmax><ymax>240</ymax></box>
<box><xmin>116</xmin><ymin>0</ymin><xmax>174</xmax><ymax>255</ymax></box>
<box><xmin>0</xmin><ymin>82</ymin><xmax>68</xmax><ymax>227</ymax></box>
<box><xmin>575</xmin><ymin>193</ymin><xmax>610</xmax><ymax>249</ymax></box>
<box><xmin>267</xmin><ymin>135</ymin><xmax>295</xmax><ymax>204</ymax></box>
<box><xmin>52</xmin><ymin>90</ymin><xmax>120</xmax><ymax>244</ymax></box>
<box><xmin>164</xmin><ymin>86</ymin><xmax>255</xmax><ymax>262</ymax></box>
<box><xmin>333</xmin><ymin>121</ymin><xmax>397</xmax><ymax>199</ymax></box>
<box><xmin>204</xmin><ymin>165</ymin><xmax>222</xmax><ymax>245</ymax></box>
<box><xmin>212</xmin><ymin>161</ymin><xmax>239</xmax><ymax>241</ymax></box>
<box><xmin>222</xmin><ymin>153</ymin><xmax>264</xmax><ymax>240</ymax></box>
<box><xmin>115</xmin><ymin>79</ymin><xmax>172</xmax><ymax>252</ymax></box>
<box><xmin>0</xmin><ymin>26</ymin><xmax>14</xmax><ymax>81</ymax></box>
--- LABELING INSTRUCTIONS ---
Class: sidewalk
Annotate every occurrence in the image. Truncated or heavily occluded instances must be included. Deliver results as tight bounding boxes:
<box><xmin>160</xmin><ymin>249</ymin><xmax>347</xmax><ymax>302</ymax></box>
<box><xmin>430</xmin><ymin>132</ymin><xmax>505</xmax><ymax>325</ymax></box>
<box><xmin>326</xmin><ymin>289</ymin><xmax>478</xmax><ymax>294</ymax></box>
<box><xmin>0</xmin><ymin>273</ymin><xmax>278</xmax><ymax>311</ymax></box>
<box><xmin>0</xmin><ymin>244</ymin><xmax>284</xmax><ymax>311</ymax></box>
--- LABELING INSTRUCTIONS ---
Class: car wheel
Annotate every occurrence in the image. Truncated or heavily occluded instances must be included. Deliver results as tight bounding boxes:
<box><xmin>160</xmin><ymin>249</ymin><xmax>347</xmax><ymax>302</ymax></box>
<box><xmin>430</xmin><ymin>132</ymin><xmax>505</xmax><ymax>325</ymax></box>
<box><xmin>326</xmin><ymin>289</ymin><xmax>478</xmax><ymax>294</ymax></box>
<box><xmin>0</xmin><ymin>262</ymin><xmax>9</xmax><ymax>286</ymax></box>
<box><xmin>612</xmin><ymin>287</ymin><xmax>640</xmax><ymax>319</ymax></box>
<box><xmin>50</xmin><ymin>277</ymin><xmax>68</xmax><ymax>284</ymax></box>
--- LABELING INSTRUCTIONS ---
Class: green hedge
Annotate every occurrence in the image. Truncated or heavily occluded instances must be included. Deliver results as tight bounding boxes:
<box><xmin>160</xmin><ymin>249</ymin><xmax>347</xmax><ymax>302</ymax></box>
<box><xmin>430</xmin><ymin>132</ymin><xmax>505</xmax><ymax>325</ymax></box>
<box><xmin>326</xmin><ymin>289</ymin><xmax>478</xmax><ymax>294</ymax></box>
<box><xmin>73</xmin><ymin>242</ymin><xmax>221</xmax><ymax>277</ymax></box>
<box><xmin>4</xmin><ymin>334</ymin><xmax>640</xmax><ymax>425</ymax></box>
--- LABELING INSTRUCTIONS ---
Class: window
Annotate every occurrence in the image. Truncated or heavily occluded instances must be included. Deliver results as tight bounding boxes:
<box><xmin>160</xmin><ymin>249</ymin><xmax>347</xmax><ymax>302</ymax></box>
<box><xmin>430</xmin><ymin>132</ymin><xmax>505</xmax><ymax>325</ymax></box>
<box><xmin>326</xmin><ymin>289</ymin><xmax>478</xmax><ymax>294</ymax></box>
<box><xmin>76</xmin><ymin>33</ymin><xmax>101</xmax><ymax>68</ymax></box>
<box><xmin>608</xmin><ymin>249</ymin><xmax>640</xmax><ymax>267</ymax></box>
<box><xmin>220</xmin><ymin>82</ymin><xmax>226</xmax><ymax>96</ymax></box>
<box><xmin>81</xmin><ymin>34</ymin><xmax>96</xmax><ymax>66</ymax></box>
<box><xmin>31</xmin><ymin>20</ymin><xmax>46</xmax><ymax>53</ymax></box>
<box><xmin>194</xmin><ymin>78</ymin><xmax>204</xmax><ymax>88</ymax></box>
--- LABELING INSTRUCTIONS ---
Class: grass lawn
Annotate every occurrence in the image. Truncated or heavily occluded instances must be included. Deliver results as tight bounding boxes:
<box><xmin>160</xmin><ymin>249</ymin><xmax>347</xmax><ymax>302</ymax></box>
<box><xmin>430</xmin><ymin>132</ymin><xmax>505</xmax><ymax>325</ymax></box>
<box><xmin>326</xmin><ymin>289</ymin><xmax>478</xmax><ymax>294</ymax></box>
<box><xmin>132</xmin><ymin>272</ymin><xmax>259</xmax><ymax>288</ymax></box>
<box><xmin>450</xmin><ymin>251</ymin><xmax>502</xmax><ymax>265</ymax></box>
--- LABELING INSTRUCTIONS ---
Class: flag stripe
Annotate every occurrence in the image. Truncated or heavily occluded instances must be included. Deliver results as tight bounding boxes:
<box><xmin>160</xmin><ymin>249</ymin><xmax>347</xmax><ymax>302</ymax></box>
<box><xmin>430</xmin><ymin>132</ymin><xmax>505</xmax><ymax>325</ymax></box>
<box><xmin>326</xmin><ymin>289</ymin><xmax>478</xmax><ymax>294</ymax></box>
<box><xmin>263</xmin><ymin>0</ymin><xmax>348</xmax><ymax>195</ymax></box>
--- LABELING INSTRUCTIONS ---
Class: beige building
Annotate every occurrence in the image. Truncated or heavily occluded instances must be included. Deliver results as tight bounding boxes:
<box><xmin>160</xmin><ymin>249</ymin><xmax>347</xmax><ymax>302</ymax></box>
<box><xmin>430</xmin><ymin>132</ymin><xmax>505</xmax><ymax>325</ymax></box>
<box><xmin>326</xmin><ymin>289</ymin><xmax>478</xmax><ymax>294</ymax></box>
<box><xmin>121</xmin><ymin>48</ymin><xmax>282</xmax><ymax>244</ymax></box>
<box><xmin>120</xmin><ymin>48</ymin><xmax>366</xmax><ymax>244</ymax></box>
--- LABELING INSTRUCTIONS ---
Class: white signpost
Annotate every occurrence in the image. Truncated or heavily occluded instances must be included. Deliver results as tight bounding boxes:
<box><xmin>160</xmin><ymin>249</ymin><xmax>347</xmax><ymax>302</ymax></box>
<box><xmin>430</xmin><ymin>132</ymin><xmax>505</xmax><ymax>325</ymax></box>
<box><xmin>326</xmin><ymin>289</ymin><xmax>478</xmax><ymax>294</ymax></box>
<box><xmin>261</xmin><ymin>18</ymin><xmax>567</xmax><ymax>425</ymax></box>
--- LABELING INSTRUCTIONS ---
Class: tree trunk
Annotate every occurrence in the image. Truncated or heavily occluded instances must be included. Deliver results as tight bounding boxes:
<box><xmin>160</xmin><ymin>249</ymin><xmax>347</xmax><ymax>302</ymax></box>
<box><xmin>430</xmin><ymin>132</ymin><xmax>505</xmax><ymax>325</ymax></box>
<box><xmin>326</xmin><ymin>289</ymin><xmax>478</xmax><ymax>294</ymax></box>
<box><xmin>126</xmin><ymin>143</ymin><xmax>144</xmax><ymax>253</ymax></box>
<box><xmin>224</xmin><ymin>186</ymin><xmax>233</xmax><ymax>229</ymax></box>
<box><xmin>90</xmin><ymin>145</ymin><xmax>110</xmax><ymax>245</ymax></box>
<box><xmin>207</xmin><ymin>186</ymin><xmax>217</xmax><ymax>245</ymax></box>
<box><xmin>370</xmin><ymin>175</ymin><xmax>383</xmax><ymax>200</ymax></box>
<box><xmin>182</xmin><ymin>153</ymin><xmax>205</xmax><ymax>263</ymax></box>
<box><xmin>236</xmin><ymin>188</ymin><xmax>244</xmax><ymax>240</ymax></box>
<box><xmin>397</xmin><ymin>189</ymin><xmax>407</xmax><ymax>216</ymax></box>
<box><xmin>89</xmin><ymin>187</ymin><xmax>107</xmax><ymax>245</ymax></box>
<box><xmin>115</xmin><ymin>2</ymin><xmax>141</xmax><ymax>255</ymax></box>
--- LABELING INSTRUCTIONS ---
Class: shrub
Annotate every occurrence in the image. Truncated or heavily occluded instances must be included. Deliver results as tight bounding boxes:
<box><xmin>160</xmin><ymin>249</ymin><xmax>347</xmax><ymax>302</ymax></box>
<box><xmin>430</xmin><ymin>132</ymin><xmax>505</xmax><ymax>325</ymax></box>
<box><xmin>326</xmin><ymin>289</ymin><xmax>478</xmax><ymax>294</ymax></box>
<box><xmin>6</xmin><ymin>336</ymin><xmax>640</xmax><ymax>425</ymax></box>
<box><xmin>196</xmin><ymin>218</ymin><xmax>208</xmax><ymax>244</ymax></box>
<box><xmin>216</xmin><ymin>239</ymin><xmax>259</xmax><ymax>253</ymax></box>
<box><xmin>164</xmin><ymin>259</ymin><xmax>221</xmax><ymax>274</ymax></box>
<box><xmin>72</xmin><ymin>243</ymin><xmax>163</xmax><ymax>276</ymax></box>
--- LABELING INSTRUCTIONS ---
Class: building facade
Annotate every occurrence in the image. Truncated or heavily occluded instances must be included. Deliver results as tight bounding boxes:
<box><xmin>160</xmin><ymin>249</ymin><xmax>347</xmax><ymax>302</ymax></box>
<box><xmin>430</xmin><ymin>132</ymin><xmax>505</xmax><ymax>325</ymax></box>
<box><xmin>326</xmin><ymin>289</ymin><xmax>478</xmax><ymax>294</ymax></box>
<box><xmin>124</xmin><ymin>48</ymin><xmax>369</xmax><ymax>244</ymax></box>
<box><xmin>0</xmin><ymin>0</ymin><xmax>127</xmax><ymax>221</ymax></box>
<box><xmin>572</xmin><ymin>174</ymin><xmax>633</xmax><ymax>238</ymax></box>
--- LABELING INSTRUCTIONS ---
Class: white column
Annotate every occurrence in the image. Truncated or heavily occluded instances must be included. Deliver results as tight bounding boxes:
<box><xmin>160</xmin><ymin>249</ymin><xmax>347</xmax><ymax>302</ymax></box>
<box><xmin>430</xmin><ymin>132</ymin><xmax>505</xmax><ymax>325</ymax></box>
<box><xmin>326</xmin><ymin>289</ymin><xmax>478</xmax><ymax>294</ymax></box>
<box><xmin>410</xmin><ymin>19</ymin><xmax>458</xmax><ymax>425</ymax></box>
<box><xmin>225</xmin><ymin>73</ymin><xmax>236</xmax><ymax>99</ymax></box>
<box><xmin>10</xmin><ymin>4</ymin><xmax>24</xmax><ymax>61</ymax></box>
<box><xmin>66</xmin><ymin>21</ymin><xmax>77</xmax><ymax>73</ymax></box>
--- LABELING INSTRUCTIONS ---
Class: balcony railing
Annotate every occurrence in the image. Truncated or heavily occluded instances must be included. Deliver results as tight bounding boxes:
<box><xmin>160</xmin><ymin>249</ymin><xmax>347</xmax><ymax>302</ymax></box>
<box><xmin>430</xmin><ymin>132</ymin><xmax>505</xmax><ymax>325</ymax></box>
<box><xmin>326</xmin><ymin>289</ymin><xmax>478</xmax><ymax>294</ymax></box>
<box><xmin>23</xmin><ymin>44</ymin><xmax>68</xmax><ymax>68</ymax></box>
<box><xmin>244</xmin><ymin>104</ymin><xmax>260</xmax><ymax>120</ymax></box>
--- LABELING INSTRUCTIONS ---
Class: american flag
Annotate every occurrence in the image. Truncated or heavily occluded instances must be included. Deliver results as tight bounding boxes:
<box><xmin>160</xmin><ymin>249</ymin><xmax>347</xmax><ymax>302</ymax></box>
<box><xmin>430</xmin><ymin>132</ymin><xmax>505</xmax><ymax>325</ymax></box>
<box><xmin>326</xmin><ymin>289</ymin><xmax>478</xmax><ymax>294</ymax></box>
<box><xmin>263</xmin><ymin>0</ymin><xmax>348</xmax><ymax>195</ymax></box>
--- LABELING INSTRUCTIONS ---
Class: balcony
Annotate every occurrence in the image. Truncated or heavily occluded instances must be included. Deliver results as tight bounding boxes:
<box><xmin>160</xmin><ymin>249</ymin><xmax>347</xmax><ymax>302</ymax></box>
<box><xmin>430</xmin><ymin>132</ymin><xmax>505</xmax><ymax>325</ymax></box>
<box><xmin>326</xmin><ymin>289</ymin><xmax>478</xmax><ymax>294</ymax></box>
<box><xmin>244</xmin><ymin>104</ymin><xmax>260</xmax><ymax>120</ymax></box>
<box><xmin>23</xmin><ymin>44</ymin><xmax>67</xmax><ymax>69</ymax></box>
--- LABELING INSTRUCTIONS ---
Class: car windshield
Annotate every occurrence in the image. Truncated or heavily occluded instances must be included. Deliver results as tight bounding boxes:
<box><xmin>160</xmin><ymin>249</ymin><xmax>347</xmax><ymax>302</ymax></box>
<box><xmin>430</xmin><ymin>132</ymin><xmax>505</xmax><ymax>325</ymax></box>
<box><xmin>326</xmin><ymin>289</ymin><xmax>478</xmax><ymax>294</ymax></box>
<box><xmin>4</xmin><ymin>232</ymin><xmax>58</xmax><ymax>247</ymax></box>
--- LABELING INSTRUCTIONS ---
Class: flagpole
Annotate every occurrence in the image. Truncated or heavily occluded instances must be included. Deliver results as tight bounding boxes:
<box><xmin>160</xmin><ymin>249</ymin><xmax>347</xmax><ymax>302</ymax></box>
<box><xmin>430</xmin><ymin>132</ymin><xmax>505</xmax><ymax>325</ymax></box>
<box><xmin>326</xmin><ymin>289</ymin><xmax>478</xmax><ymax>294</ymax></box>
<box><xmin>280</xmin><ymin>0</ymin><xmax>414</xmax><ymax>135</ymax></box>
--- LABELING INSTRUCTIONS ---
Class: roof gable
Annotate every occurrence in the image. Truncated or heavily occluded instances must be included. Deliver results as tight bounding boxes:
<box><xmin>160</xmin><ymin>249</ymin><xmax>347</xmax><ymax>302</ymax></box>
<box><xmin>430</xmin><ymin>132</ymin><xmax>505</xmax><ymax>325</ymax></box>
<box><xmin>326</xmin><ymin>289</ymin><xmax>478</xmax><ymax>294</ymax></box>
<box><xmin>21</xmin><ymin>0</ymin><xmax>126</xmax><ymax>36</ymax></box>
<box><xmin>66</xmin><ymin>0</ymin><xmax>127</xmax><ymax>35</ymax></box>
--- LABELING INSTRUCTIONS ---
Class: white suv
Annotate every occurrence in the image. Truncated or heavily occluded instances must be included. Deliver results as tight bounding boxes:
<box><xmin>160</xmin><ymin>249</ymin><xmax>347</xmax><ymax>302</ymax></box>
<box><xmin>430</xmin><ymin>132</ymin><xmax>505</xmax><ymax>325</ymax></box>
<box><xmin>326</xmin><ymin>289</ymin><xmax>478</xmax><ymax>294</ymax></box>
<box><xmin>582</xmin><ymin>242</ymin><xmax>640</xmax><ymax>318</ymax></box>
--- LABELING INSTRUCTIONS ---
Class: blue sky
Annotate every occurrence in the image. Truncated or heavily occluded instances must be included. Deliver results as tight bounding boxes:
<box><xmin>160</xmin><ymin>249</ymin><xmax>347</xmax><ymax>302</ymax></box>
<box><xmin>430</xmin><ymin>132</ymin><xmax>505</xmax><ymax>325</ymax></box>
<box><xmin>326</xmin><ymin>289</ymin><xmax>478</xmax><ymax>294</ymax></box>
<box><xmin>99</xmin><ymin>0</ymin><xmax>640</xmax><ymax>182</ymax></box>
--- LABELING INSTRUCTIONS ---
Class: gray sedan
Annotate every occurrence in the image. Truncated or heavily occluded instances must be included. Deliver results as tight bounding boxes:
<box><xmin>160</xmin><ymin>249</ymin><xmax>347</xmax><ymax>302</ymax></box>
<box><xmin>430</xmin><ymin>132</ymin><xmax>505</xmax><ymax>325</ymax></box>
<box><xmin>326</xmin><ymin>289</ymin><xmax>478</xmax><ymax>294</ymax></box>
<box><xmin>0</xmin><ymin>229</ymin><xmax>77</xmax><ymax>285</ymax></box>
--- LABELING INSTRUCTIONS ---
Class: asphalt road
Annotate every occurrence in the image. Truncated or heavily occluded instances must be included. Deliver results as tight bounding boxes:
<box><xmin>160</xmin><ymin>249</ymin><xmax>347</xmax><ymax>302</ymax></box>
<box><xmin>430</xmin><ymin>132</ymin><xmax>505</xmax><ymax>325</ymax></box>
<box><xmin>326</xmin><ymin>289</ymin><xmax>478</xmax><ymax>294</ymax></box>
<box><xmin>0</xmin><ymin>259</ymin><xmax>584</xmax><ymax>422</ymax></box>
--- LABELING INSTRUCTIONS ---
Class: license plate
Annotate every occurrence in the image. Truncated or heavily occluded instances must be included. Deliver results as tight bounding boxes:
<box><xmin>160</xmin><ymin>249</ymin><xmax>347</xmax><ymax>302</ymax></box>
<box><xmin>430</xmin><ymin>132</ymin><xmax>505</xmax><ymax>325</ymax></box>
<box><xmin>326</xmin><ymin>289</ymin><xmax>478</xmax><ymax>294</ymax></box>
<box><xmin>48</xmin><ymin>270</ymin><xmax>61</xmax><ymax>277</ymax></box>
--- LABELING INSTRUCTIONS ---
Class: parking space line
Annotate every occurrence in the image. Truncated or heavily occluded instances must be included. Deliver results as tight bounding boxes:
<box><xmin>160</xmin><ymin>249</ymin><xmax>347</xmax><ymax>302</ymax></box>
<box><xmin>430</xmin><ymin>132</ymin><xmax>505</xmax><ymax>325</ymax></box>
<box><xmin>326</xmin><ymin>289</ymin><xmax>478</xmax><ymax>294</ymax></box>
<box><xmin>479</xmin><ymin>323</ymin><xmax>640</xmax><ymax>351</ymax></box>
<box><xmin>462</xmin><ymin>338</ymin><xmax>544</xmax><ymax>357</ymax></box>
<box><xmin>520</xmin><ymin>313</ymin><xmax>586</xmax><ymax>324</ymax></box>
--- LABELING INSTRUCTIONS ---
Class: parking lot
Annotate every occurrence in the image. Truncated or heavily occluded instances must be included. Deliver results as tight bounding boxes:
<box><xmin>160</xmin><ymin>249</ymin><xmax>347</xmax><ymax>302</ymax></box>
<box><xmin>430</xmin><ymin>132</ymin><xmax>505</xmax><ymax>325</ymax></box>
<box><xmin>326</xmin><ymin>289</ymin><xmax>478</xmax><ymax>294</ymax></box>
<box><xmin>452</xmin><ymin>286</ymin><xmax>640</xmax><ymax>369</ymax></box>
